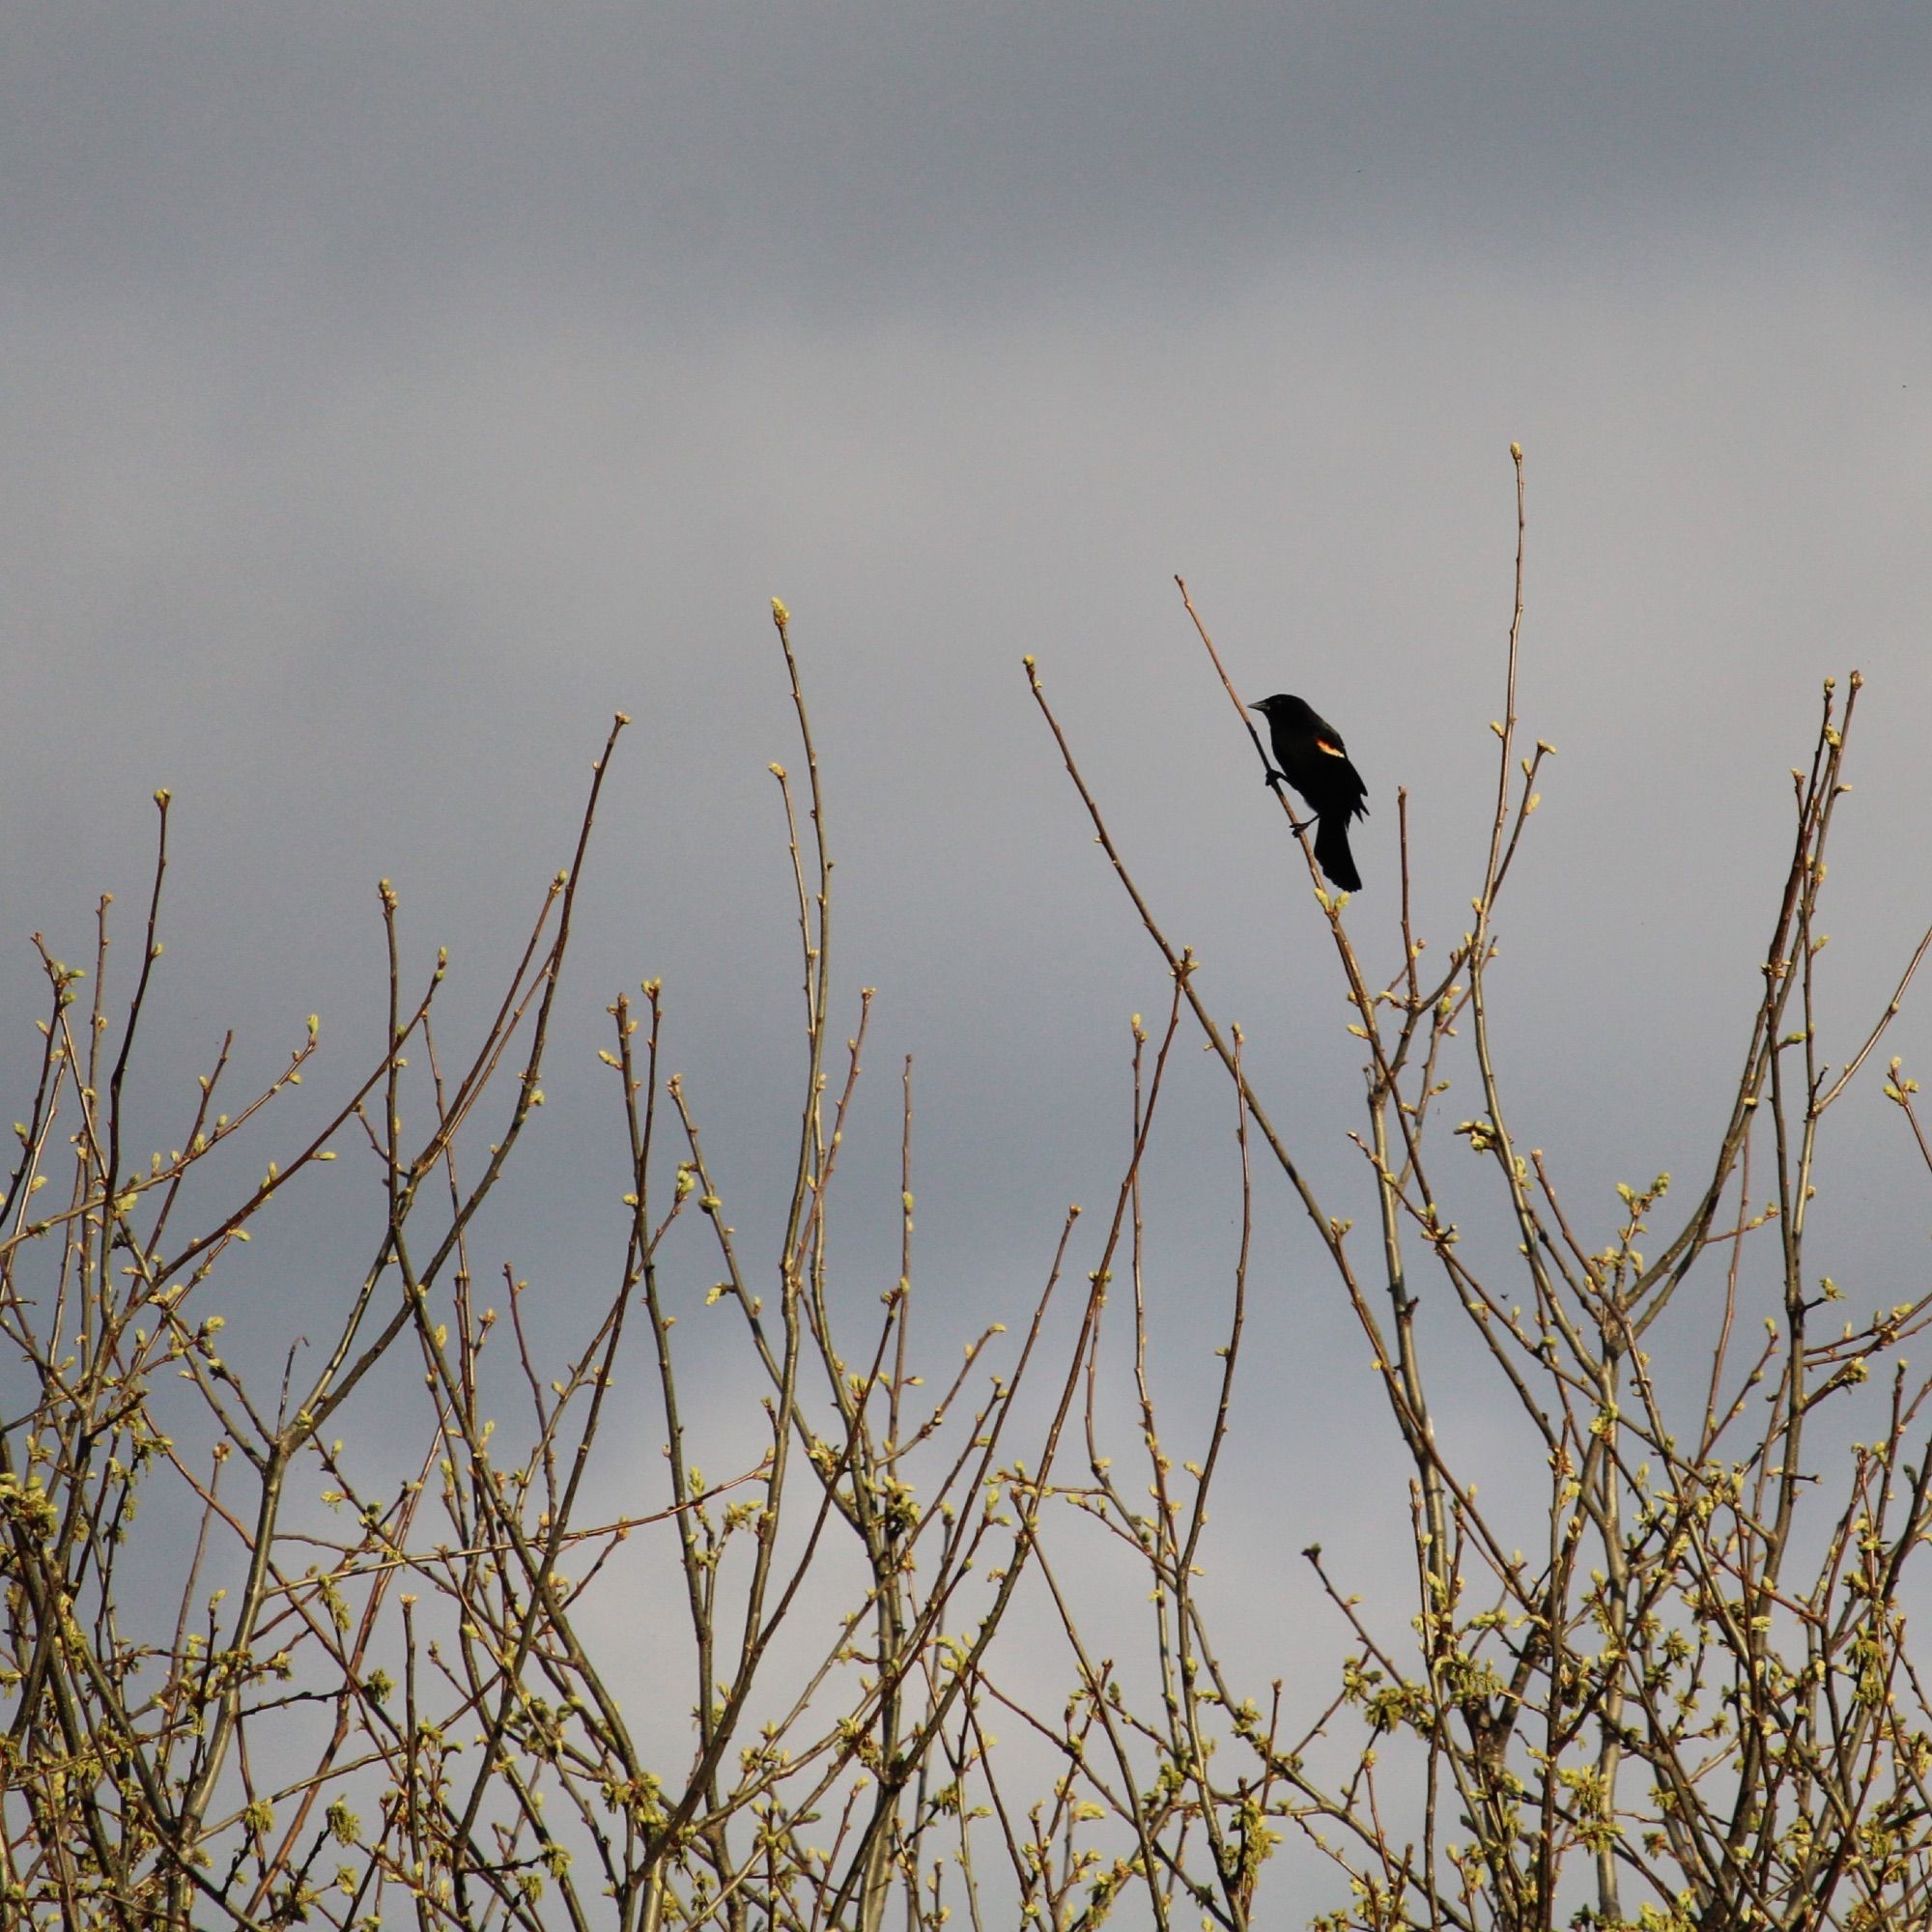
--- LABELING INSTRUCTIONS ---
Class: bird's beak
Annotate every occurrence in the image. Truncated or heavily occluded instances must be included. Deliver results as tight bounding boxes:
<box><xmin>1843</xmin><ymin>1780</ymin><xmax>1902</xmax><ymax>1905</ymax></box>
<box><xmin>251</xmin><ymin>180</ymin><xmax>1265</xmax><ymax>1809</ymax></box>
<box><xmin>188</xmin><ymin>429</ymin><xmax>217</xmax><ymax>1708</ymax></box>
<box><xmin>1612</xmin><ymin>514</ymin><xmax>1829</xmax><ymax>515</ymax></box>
<box><xmin>1246</xmin><ymin>703</ymin><xmax>1264</xmax><ymax>715</ymax></box>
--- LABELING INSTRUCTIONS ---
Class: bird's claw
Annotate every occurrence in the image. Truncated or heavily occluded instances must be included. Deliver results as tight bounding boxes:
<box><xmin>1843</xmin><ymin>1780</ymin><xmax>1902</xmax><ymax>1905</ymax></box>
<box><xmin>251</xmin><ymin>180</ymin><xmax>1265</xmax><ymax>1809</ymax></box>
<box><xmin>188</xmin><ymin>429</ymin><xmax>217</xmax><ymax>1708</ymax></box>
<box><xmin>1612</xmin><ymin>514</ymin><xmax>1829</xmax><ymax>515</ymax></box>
<box><xmin>1263</xmin><ymin>770</ymin><xmax>1313</xmax><ymax>831</ymax></box>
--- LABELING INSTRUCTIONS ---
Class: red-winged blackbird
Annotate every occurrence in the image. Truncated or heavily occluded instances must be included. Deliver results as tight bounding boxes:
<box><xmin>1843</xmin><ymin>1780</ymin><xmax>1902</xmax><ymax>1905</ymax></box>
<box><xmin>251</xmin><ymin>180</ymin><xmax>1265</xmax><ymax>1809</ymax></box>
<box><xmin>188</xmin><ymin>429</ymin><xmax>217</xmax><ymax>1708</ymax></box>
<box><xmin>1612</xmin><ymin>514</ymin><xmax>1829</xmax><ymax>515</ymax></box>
<box><xmin>1249</xmin><ymin>694</ymin><xmax>1368</xmax><ymax>892</ymax></box>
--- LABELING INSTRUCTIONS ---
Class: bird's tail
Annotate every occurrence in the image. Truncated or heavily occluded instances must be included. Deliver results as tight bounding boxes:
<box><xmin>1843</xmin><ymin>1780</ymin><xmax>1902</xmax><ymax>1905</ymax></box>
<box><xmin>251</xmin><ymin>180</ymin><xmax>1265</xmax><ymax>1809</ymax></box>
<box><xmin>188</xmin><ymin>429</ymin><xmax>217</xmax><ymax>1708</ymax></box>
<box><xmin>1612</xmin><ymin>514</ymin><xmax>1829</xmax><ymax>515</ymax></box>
<box><xmin>1314</xmin><ymin>815</ymin><xmax>1362</xmax><ymax>894</ymax></box>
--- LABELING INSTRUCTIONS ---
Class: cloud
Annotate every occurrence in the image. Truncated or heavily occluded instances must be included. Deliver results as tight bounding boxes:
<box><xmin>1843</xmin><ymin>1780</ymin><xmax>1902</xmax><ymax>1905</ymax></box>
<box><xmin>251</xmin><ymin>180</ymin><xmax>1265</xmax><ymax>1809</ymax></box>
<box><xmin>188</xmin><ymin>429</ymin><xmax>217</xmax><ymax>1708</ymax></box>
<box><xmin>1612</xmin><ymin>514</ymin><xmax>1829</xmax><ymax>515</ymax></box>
<box><xmin>8</xmin><ymin>6</ymin><xmax>1929</xmax><ymax>324</ymax></box>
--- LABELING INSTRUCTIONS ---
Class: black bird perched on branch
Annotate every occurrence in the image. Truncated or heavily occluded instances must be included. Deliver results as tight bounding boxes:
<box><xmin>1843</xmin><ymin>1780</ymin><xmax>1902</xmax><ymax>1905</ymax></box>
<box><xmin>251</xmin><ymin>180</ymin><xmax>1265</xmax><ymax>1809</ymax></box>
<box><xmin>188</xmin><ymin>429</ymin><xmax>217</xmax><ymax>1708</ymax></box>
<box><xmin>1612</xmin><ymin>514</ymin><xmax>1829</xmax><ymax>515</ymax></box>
<box><xmin>1249</xmin><ymin>694</ymin><xmax>1368</xmax><ymax>893</ymax></box>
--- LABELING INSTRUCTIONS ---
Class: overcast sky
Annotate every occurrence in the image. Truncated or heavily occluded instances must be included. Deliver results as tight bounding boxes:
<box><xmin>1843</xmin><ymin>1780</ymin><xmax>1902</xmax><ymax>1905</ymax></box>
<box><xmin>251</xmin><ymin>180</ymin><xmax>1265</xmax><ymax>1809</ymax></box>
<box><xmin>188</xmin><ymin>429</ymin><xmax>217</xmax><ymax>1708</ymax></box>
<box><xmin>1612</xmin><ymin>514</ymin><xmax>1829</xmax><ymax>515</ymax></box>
<box><xmin>6</xmin><ymin>7</ymin><xmax>1932</xmax><ymax>1914</ymax></box>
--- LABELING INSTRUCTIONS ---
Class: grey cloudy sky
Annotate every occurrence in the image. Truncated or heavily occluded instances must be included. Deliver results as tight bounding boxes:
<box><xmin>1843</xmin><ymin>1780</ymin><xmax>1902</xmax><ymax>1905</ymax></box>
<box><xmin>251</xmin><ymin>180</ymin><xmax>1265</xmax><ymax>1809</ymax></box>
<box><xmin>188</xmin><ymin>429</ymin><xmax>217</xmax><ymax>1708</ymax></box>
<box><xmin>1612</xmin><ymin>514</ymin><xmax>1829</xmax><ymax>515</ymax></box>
<box><xmin>6</xmin><ymin>6</ymin><xmax>1932</xmax><ymax>1912</ymax></box>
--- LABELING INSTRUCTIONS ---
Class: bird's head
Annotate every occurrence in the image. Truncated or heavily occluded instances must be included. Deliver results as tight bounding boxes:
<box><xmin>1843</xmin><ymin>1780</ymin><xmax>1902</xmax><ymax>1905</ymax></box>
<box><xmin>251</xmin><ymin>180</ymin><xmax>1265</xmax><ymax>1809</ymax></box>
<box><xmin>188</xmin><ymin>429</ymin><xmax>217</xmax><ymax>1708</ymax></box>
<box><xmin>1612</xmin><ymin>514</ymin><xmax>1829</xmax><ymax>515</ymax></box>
<box><xmin>1250</xmin><ymin>694</ymin><xmax>1309</xmax><ymax>724</ymax></box>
